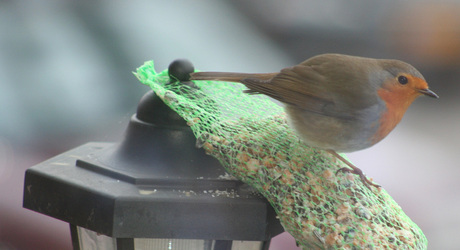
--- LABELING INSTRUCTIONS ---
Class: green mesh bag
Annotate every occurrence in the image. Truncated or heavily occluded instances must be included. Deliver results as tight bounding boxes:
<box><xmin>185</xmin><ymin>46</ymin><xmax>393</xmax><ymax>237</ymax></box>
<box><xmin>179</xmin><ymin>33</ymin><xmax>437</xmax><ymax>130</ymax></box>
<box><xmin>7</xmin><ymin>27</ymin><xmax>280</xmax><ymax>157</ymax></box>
<box><xmin>135</xmin><ymin>61</ymin><xmax>427</xmax><ymax>250</ymax></box>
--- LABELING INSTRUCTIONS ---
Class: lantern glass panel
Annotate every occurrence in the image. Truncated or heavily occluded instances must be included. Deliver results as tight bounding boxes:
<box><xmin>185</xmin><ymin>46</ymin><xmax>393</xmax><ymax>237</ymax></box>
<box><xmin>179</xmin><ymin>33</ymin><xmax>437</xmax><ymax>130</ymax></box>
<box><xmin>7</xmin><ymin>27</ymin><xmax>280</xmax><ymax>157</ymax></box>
<box><xmin>134</xmin><ymin>239</ymin><xmax>264</xmax><ymax>250</ymax></box>
<box><xmin>77</xmin><ymin>226</ymin><xmax>116</xmax><ymax>250</ymax></box>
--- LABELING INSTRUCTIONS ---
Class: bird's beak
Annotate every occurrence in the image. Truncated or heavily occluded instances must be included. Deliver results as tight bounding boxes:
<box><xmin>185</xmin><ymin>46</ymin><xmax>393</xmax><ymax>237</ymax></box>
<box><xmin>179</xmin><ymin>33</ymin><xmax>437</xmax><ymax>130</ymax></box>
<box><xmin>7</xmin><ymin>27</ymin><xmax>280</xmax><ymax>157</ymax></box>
<box><xmin>418</xmin><ymin>88</ymin><xmax>439</xmax><ymax>98</ymax></box>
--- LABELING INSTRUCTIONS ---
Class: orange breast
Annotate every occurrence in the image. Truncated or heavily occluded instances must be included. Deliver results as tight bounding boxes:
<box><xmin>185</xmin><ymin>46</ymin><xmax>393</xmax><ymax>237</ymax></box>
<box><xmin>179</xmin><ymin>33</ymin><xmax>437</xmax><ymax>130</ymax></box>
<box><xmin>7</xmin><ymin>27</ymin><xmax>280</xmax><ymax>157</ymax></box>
<box><xmin>372</xmin><ymin>86</ymin><xmax>418</xmax><ymax>144</ymax></box>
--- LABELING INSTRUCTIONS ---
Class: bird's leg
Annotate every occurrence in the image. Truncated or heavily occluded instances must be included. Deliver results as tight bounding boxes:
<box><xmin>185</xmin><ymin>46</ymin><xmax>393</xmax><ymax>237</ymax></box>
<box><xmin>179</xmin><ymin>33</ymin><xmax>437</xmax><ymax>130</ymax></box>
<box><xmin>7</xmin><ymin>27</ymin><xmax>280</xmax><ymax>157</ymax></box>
<box><xmin>326</xmin><ymin>150</ymin><xmax>380</xmax><ymax>189</ymax></box>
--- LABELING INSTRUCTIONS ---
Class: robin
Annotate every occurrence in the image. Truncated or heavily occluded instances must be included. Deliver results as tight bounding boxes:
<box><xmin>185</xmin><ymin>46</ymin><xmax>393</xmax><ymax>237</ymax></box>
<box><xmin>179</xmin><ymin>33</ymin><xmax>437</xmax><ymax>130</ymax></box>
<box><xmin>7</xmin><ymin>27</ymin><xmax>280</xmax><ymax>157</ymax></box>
<box><xmin>189</xmin><ymin>53</ymin><xmax>438</xmax><ymax>188</ymax></box>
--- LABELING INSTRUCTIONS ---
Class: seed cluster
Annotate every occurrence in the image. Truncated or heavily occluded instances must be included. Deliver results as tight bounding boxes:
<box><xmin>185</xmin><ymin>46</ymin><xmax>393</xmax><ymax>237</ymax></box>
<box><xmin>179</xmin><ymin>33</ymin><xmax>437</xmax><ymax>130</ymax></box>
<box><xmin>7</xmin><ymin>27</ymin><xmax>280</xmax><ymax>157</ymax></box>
<box><xmin>197</xmin><ymin>115</ymin><xmax>425</xmax><ymax>249</ymax></box>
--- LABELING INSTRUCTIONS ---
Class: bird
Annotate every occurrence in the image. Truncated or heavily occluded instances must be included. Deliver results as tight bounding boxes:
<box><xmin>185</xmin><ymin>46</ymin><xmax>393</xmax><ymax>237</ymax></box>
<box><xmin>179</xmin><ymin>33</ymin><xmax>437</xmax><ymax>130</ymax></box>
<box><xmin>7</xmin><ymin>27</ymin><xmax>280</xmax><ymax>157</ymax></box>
<box><xmin>189</xmin><ymin>53</ymin><xmax>438</xmax><ymax>188</ymax></box>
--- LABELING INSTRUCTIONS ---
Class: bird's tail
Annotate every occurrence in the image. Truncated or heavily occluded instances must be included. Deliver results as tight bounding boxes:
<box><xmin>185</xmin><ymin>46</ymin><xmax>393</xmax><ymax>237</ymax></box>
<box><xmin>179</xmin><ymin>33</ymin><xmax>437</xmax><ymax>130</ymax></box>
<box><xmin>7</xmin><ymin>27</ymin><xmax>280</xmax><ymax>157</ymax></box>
<box><xmin>190</xmin><ymin>72</ymin><xmax>277</xmax><ymax>82</ymax></box>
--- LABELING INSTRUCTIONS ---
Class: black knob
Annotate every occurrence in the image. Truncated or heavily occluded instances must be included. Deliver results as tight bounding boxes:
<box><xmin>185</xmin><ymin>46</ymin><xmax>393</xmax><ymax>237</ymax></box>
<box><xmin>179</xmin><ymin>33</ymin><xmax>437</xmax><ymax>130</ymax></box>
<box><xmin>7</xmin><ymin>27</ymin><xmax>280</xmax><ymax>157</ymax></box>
<box><xmin>168</xmin><ymin>59</ymin><xmax>194</xmax><ymax>82</ymax></box>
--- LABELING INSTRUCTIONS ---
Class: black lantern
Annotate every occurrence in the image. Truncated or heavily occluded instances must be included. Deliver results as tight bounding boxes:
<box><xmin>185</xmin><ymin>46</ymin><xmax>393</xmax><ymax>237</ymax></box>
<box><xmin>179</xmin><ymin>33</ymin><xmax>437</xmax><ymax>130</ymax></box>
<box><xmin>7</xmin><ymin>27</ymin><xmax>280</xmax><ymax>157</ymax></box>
<box><xmin>23</xmin><ymin>60</ymin><xmax>283</xmax><ymax>250</ymax></box>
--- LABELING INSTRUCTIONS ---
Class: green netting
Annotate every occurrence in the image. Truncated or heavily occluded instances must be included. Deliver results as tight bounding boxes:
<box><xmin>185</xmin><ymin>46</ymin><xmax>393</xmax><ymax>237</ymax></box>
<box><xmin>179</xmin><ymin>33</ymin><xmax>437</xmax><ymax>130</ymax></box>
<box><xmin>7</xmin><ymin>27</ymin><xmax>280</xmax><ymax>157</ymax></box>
<box><xmin>136</xmin><ymin>61</ymin><xmax>427</xmax><ymax>250</ymax></box>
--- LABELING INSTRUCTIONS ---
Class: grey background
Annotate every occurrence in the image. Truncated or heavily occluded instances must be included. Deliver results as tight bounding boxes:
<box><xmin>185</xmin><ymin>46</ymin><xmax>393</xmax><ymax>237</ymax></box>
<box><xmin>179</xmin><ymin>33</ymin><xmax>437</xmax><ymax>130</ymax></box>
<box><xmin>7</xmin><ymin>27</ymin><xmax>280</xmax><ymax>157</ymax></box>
<box><xmin>1</xmin><ymin>1</ymin><xmax>459</xmax><ymax>249</ymax></box>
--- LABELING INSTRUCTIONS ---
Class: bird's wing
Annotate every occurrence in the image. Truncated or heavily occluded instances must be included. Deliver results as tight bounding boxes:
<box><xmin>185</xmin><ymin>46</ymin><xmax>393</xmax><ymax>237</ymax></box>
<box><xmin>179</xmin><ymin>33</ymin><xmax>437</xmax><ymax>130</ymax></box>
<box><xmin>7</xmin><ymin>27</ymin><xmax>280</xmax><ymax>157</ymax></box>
<box><xmin>241</xmin><ymin>63</ymin><xmax>355</xmax><ymax>119</ymax></box>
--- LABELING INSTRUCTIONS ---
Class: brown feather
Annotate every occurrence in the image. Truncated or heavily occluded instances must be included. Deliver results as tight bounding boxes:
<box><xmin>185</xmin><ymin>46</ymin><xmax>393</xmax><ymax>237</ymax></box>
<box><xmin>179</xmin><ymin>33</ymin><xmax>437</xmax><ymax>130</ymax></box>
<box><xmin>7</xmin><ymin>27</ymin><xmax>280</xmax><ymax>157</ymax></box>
<box><xmin>190</xmin><ymin>72</ymin><xmax>277</xmax><ymax>82</ymax></box>
<box><xmin>190</xmin><ymin>54</ymin><xmax>385</xmax><ymax>120</ymax></box>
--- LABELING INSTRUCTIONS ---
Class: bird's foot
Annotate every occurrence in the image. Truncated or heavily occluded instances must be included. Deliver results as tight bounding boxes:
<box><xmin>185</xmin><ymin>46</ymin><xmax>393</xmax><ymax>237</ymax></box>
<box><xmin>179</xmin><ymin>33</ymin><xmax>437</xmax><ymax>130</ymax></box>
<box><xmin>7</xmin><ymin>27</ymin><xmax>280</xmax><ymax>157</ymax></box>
<box><xmin>336</xmin><ymin>167</ymin><xmax>380</xmax><ymax>189</ymax></box>
<box><xmin>327</xmin><ymin>150</ymin><xmax>380</xmax><ymax>189</ymax></box>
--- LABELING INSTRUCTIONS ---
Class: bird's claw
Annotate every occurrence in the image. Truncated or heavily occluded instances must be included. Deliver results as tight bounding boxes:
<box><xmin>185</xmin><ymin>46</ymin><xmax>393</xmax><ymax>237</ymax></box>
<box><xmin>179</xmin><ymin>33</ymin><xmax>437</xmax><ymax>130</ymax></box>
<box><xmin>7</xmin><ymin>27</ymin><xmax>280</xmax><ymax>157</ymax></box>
<box><xmin>336</xmin><ymin>167</ymin><xmax>381</xmax><ymax>189</ymax></box>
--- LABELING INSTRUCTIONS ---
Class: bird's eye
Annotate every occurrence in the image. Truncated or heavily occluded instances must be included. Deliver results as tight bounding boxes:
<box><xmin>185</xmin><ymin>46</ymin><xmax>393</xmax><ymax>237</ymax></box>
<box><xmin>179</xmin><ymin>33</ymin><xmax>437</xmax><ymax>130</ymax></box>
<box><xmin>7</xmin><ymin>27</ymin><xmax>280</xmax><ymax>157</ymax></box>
<box><xmin>398</xmin><ymin>75</ymin><xmax>408</xmax><ymax>85</ymax></box>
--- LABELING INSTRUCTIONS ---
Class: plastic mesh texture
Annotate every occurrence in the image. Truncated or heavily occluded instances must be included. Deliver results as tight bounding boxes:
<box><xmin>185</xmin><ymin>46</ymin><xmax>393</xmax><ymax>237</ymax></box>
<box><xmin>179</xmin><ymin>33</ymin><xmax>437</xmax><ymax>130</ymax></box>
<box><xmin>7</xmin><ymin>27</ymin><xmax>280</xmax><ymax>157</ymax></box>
<box><xmin>136</xmin><ymin>61</ymin><xmax>427</xmax><ymax>250</ymax></box>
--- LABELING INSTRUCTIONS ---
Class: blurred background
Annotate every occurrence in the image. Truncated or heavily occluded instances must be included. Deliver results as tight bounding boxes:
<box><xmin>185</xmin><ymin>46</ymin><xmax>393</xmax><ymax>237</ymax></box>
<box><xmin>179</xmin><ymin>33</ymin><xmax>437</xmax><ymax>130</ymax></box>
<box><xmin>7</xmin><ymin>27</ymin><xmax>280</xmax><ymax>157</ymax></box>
<box><xmin>1</xmin><ymin>1</ymin><xmax>459</xmax><ymax>249</ymax></box>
